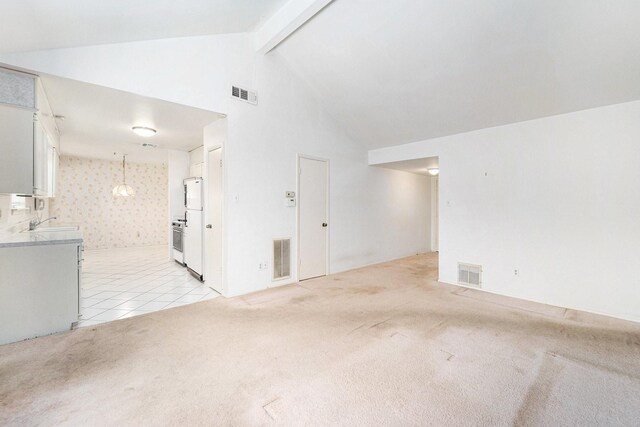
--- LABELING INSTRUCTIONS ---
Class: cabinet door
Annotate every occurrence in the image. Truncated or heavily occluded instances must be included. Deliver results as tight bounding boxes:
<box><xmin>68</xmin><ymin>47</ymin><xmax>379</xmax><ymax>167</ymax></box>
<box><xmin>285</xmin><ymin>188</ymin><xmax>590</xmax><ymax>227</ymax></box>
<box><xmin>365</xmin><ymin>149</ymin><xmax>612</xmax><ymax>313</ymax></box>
<box><xmin>48</xmin><ymin>145</ymin><xmax>60</xmax><ymax>197</ymax></box>
<box><xmin>0</xmin><ymin>104</ymin><xmax>34</xmax><ymax>195</ymax></box>
<box><xmin>46</xmin><ymin>144</ymin><xmax>54</xmax><ymax>197</ymax></box>
<box><xmin>33</xmin><ymin>118</ymin><xmax>47</xmax><ymax>196</ymax></box>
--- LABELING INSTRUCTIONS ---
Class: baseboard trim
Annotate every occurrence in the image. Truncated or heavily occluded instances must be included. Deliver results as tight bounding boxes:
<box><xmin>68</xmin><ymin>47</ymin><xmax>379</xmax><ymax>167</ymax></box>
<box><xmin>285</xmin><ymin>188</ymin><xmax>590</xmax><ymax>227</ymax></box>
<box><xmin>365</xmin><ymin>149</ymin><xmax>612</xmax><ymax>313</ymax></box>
<box><xmin>439</xmin><ymin>279</ymin><xmax>639</xmax><ymax>325</ymax></box>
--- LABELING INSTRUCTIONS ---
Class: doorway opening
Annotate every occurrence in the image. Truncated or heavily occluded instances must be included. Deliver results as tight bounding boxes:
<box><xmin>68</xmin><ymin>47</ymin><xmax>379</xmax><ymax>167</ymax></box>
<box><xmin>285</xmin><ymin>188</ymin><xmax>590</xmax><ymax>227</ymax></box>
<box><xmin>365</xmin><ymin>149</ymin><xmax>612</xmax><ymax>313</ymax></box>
<box><xmin>368</xmin><ymin>156</ymin><xmax>439</xmax><ymax>253</ymax></box>
<box><xmin>16</xmin><ymin>72</ymin><xmax>225</xmax><ymax>327</ymax></box>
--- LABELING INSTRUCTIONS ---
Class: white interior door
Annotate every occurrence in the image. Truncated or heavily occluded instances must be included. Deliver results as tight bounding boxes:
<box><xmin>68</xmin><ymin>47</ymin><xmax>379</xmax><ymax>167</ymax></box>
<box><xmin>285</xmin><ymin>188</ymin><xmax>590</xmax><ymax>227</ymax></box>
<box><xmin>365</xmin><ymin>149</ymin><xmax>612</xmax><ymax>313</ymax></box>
<box><xmin>298</xmin><ymin>156</ymin><xmax>328</xmax><ymax>281</ymax></box>
<box><xmin>205</xmin><ymin>148</ymin><xmax>223</xmax><ymax>293</ymax></box>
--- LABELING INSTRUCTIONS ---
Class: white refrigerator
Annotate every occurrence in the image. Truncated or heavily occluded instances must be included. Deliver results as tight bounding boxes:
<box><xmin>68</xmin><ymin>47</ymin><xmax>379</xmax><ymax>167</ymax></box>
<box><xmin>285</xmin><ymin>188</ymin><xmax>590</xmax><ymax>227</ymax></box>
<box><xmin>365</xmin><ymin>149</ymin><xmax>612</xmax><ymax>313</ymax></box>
<box><xmin>184</xmin><ymin>177</ymin><xmax>203</xmax><ymax>280</ymax></box>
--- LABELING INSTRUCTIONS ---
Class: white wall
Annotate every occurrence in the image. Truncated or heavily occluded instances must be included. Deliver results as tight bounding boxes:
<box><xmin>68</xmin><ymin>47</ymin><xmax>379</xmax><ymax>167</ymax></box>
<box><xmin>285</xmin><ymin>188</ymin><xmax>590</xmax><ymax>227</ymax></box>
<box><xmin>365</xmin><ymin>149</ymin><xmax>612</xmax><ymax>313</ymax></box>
<box><xmin>189</xmin><ymin>146</ymin><xmax>205</xmax><ymax>178</ymax></box>
<box><xmin>370</xmin><ymin>100</ymin><xmax>640</xmax><ymax>323</ymax></box>
<box><xmin>221</xmin><ymin>53</ymin><xmax>430</xmax><ymax>296</ymax></box>
<box><xmin>189</xmin><ymin>147</ymin><xmax>205</xmax><ymax>165</ymax></box>
<box><xmin>0</xmin><ymin>34</ymin><xmax>430</xmax><ymax>297</ymax></box>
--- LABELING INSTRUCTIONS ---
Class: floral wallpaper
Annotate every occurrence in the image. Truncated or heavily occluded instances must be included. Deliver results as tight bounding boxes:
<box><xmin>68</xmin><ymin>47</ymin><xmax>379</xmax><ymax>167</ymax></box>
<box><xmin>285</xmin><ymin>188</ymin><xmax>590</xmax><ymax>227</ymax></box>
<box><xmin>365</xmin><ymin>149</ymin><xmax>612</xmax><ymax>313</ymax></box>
<box><xmin>50</xmin><ymin>156</ymin><xmax>168</xmax><ymax>250</ymax></box>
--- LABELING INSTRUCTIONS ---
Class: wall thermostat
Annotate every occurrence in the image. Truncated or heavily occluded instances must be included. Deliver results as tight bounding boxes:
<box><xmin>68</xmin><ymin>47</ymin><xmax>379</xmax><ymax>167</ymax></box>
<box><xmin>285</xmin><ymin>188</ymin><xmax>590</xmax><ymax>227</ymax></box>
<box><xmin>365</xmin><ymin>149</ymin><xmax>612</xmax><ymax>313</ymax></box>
<box><xmin>285</xmin><ymin>191</ymin><xmax>296</xmax><ymax>207</ymax></box>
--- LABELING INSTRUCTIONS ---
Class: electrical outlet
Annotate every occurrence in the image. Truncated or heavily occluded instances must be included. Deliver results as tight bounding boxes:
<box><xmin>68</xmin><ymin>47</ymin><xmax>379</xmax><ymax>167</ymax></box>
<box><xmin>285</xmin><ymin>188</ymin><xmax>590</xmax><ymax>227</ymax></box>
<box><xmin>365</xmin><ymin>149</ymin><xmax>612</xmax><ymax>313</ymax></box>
<box><xmin>259</xmin><ymin>262</ymin><xmax>268</xmax><ymax>270</ymax></box>
<box><xmin>514</xmin><ymin>269</ymin><xmax>519</xmax><ymax>276</ymax></box>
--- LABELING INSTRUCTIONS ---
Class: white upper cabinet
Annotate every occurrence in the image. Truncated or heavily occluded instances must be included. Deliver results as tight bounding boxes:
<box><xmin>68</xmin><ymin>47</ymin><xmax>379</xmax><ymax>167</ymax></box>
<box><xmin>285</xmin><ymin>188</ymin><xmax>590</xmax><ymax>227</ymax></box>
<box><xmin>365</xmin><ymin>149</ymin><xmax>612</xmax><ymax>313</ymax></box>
<box><xmin>33</xmin><ymin>117</ymin><xmax>47</xmax><ymax>196</ymax></box>
<box><xmin>0</xmin><ymin>104</ymin><xmax>35</xmax><ymax>195</ymax></box>
<box><xmin>0</xmin><ymin>68</ymin><xmax>59</xmax><ymax>197</ymax></box>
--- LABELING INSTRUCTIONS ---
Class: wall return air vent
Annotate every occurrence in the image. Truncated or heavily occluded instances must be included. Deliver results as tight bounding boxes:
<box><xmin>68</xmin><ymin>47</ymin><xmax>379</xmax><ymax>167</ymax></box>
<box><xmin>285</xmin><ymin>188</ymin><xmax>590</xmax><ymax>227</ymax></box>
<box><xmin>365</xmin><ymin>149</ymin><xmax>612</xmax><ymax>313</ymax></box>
<box><xmin>458</xmin><ymin>263</ymin><xmax>482</xmax><ymax>287</ymax></box>
<box><xmin>231</xmin><ymin>85</ymin><xmax>257</xmax><ymax>105</ymax></box>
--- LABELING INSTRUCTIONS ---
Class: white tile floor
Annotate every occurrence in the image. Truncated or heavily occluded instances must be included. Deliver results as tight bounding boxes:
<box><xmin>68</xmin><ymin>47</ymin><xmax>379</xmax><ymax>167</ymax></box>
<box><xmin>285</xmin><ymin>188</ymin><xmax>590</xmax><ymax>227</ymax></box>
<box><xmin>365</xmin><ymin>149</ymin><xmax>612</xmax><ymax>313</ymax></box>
<box><xmin>78</xmin><ymin>245</ymin><xmax>219</xmax><ymax>327</ymax></box>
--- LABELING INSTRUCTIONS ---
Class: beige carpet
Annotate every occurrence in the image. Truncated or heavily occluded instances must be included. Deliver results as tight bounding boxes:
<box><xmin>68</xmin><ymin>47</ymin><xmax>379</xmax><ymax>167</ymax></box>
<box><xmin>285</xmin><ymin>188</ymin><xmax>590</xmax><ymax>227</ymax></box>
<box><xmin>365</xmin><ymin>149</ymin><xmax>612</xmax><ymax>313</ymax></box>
<box><xmin>1</xmin><ymin>253</ymin><xmax>639</xmax><ymax>426</ymax></box>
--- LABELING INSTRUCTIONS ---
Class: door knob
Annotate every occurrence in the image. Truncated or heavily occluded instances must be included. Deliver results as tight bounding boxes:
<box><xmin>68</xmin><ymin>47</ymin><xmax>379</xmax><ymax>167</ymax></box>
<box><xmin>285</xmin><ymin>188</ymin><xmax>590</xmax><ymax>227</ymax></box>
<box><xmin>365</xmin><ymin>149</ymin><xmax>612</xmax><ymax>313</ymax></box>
<box><xmin>322</xmin><ymin>223</ymin><xmax>328</xmax><ymax>227</ymax></box>
<box><xmin>206</xmin><ymin>224</ymin><xmax>213</xmax><ymax>229</ymax></box>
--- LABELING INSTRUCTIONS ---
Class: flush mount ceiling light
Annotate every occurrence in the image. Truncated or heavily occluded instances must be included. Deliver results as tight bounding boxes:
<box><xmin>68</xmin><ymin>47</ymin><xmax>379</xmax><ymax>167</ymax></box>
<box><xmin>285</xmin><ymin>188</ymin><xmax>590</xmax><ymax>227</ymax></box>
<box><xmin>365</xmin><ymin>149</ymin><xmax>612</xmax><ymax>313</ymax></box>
<box><xmin>427</xmin><ymin>168</ymin><xmax>440</xmax><ymax>176</ymax></box>
<box><xmin>112</xmin><ymin>155</ymin><xmax>136</xmax><ymax>197</ymax></box>
<box><xmin>132</xmin><ymin>126</ymin><xmax>156</xmax><ymax>137</ymax></box>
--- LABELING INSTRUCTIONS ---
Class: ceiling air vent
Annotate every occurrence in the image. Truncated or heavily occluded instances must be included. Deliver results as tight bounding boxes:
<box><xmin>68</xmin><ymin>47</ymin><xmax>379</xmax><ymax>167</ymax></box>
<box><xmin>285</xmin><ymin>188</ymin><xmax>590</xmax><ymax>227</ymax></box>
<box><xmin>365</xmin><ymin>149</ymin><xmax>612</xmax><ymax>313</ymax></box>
<box><xmin>458</xmin><ymin>263</ymin><xmax>482</xmax><ymax>287</ymax></box>
<box><xmin>231</xmin><ymin>85</ymin><xmax>257</xmax><ymax>105</ymax></box>
<box><xmin>273</xmin><ymin>239</ymin><xmax>291</xmax><ymax>281</ymax></box>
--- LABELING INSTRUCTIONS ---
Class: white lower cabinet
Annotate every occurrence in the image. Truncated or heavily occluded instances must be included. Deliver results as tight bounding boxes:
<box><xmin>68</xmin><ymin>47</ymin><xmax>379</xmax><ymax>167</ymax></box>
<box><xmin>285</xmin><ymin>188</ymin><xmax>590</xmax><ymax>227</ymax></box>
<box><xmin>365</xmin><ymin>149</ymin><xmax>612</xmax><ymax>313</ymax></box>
<box><xmin>0</xmin><ymin>242</ymin><xmax>81</xmax><ymax>345</ymax></box>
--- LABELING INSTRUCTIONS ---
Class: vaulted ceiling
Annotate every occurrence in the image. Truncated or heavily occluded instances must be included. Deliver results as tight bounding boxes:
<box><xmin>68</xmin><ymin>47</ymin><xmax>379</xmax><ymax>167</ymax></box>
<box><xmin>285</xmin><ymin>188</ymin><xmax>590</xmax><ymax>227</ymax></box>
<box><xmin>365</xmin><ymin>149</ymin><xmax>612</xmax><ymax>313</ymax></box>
<box><xmin>0</xmin><ymin>0</ymin><xmax>287</xmax><ymax>53</ymax></box>
<box><xmin>2</xmin><ymin>1</ymin><xmax>640</xmax><ymax>151</ymax></box>
<box><xmin>276</xmin><ymin>0</ymin><xmax>640</xmax><ymax>148</ymax></box>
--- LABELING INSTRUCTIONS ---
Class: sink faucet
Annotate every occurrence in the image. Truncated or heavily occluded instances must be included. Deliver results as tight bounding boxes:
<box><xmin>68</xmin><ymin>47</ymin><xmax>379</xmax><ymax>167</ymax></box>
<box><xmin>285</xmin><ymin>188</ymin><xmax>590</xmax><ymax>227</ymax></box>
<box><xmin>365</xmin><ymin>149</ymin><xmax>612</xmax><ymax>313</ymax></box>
<box><xmin>29</xmin><ymin>216</ymin><xmax>57</xmax><ymax>231</ymax></box>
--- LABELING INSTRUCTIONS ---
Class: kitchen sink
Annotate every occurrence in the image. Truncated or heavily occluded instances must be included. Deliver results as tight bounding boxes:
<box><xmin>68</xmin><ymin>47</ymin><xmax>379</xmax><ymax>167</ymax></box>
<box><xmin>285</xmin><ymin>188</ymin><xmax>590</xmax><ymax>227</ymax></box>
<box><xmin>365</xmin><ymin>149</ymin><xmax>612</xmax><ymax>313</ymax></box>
<box><xmin>24</xmin><ymin>226</ymin><xmax>79</xmax><ymax>233</ymax></box>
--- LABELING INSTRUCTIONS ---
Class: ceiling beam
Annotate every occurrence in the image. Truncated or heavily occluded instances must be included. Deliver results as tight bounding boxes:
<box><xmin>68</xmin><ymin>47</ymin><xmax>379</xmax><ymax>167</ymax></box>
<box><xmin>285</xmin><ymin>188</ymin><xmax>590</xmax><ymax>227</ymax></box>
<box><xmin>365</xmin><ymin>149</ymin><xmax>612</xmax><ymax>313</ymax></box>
<box><xmin>255</xmin><ymin>0</ymin><xmax>333</xmax><ymax>54</ymax></box>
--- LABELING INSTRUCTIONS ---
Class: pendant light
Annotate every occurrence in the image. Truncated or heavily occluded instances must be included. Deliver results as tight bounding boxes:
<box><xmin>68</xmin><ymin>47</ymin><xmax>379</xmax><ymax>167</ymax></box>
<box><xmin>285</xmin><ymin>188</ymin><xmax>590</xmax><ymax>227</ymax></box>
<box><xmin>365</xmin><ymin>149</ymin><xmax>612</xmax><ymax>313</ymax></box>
<box><xmin>112</xmin><ymin>155</ymin><xmax>136</xmax><ymax>197</ymax></box>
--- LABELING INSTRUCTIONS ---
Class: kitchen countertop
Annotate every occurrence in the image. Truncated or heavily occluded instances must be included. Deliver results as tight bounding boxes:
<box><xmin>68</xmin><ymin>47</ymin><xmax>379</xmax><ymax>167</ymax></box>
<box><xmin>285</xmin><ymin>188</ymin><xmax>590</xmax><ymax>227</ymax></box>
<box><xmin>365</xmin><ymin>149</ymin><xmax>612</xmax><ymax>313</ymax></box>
<box><xmin>0</xmin><ymin>229</ymin><xmax>83</xmax><ymax>248</ymax></box>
